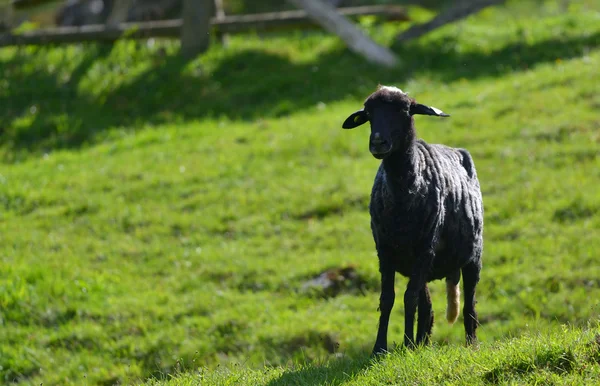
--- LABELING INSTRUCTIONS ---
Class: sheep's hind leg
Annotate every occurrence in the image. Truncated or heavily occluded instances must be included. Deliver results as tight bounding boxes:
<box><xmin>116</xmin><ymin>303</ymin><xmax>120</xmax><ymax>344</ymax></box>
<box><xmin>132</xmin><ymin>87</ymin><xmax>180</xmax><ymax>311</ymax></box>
<box><xmin>371</xmin><ymin>264</ymin><xmax>395</xmax><ymax>356</ymax></box>
<box><xmin>462</xmin><ymin>261</ymin><xmax>481</xmax><ymax>346</ymax></box>
<box><xmin>416</xmin><ymin>284</ymin><xmax>434</xmax><ymax>346</ymax></box>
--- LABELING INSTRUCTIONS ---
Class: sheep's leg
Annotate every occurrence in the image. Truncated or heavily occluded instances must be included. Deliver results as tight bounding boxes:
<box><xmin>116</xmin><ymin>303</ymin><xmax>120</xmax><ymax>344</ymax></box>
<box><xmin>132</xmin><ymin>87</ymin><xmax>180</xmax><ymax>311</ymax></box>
<box><xmin>416</xmin><ymin>284</ymin><xmax>434</xmax><ymax>346</ymax></box>
<box><xmin>403</xmin><ymin>251</ymin><xmax>434</xmax><ymax>349</ymax></box>
<box><xmin>462</xmin><ymin>261</ymin><xmax>481</xmax><ymax>345</ymax></box>
<box><xmin>371</xmin><ymin>264</ymin><xmax>395</xmax><ymax>356</ymax></box>
<box><xmin>403</xmin><ymin>283</ymin><xmax>418</xmax><ymax>349</ymax></box>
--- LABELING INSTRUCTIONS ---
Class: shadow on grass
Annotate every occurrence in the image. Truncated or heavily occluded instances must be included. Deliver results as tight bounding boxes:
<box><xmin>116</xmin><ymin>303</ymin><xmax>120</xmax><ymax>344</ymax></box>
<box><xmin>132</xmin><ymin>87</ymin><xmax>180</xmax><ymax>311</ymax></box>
<box><xmin>265</xmin><ymin>352</ymin><xmax>374</xmax><ymax>386</ymax></box>
<box><xmin>1</xmin><ymin>30</ymin><xmax>598</xmax><ymax>157</ymax></box>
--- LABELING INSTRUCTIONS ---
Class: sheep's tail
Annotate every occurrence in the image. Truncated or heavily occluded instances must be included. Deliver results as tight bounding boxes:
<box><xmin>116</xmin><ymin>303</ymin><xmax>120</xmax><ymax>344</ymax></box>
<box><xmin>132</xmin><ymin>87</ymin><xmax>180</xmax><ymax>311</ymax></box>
<box><xmin>445</xmin><ymin>271</ymin><xmax>461</xmax><ymax>324</ymax></box>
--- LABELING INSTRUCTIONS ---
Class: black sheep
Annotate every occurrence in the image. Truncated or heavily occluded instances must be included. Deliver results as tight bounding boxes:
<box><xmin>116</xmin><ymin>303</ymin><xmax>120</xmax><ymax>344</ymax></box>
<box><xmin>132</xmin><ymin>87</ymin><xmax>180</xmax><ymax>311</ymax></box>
<box><xmin>342</xmin><ymin>85</ymin><xmax>484</xmax><ymax>355</ymax></box>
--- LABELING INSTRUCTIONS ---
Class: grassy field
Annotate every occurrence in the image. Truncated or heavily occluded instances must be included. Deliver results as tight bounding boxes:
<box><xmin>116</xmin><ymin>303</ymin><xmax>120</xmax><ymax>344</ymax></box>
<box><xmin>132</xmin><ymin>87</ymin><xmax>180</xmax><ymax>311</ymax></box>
<box><xmin>1</xmin><ymin>0</ymin><xmax>599</xmax><ymax>385</ymax></box>
<box><xmin>147</xmin><ymin>326</ymin><xmax>600</xmax><ymax>385</ymax></box>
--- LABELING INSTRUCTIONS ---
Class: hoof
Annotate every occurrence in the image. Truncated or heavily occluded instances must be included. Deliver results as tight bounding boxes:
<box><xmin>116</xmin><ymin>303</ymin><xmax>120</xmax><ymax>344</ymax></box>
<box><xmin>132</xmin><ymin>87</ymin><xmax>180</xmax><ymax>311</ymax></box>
<box><xmin>466</xmin><ymin>337</ymin><xmax>480</xmax><ymax>350</ymax></box>
<box><xmin>371</xmin><ymin>346</ymin><xmax>389</xmax><ymax>358</ymax></box>
<box><xmin>404</xmin><ymin>341</ymin><xmax>416</xmax><ymax>350</ymax></box>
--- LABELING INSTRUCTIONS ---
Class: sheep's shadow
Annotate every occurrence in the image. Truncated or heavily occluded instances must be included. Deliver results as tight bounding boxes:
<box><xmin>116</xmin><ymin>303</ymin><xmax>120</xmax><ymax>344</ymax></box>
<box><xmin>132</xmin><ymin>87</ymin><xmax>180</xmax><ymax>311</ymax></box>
<box><xmin>265</xmin><ymin>352</ymin><xmax>374</xmax><ymax>386</ymax></box>
<box><xmin>1</xmin><ymin>30</ymin><xmax>597</xmax><ymax>156</ymax></box>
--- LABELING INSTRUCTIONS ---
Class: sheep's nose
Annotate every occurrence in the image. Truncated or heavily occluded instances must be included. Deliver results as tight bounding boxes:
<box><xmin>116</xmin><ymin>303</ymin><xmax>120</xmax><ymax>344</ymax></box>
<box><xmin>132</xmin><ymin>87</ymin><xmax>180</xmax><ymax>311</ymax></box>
<box><xmin>371</xmin><ymin>133</ymin><xmax>386</xmax><ymax>145</ymax></box>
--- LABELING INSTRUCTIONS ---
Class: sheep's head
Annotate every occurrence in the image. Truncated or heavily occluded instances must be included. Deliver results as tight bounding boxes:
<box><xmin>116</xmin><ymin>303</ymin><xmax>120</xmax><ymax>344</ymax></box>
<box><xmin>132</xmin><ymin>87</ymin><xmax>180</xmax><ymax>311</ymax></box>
<box><xmin>342</xmin><ymin>85</ymin><xmax>450</xmax><ymax>159</ymax></box>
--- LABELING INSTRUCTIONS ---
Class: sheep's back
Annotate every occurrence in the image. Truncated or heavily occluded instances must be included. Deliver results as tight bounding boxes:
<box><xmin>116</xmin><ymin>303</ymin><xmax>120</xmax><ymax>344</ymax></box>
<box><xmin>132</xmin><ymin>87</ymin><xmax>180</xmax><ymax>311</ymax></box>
<box><xmin>420</xmin><ymin>141</ymin><xmax>484</xmax><ymax>264</ymax></box>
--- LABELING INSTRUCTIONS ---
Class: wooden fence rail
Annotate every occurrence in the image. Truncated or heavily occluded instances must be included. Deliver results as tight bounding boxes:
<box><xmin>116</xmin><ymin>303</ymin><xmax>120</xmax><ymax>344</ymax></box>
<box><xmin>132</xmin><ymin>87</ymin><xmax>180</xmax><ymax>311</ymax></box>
<box><xmin>0</xmin><ymin>5</ymin><xmax>409</xmax><ymax>47</ymax></box>
<box><xmin>11</xmin><ymin>0</ymin><xmax>59</xmax><ymax>10</ymax></box>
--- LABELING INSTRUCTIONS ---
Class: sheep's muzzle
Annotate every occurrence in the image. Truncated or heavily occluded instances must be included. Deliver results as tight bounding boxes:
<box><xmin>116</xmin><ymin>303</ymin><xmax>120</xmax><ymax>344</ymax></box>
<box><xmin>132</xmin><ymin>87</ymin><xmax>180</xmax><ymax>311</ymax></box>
<box><xmin>369</xmin><ymin>132</ymin><xmax>392</xmax><ymax>159</ymax></box>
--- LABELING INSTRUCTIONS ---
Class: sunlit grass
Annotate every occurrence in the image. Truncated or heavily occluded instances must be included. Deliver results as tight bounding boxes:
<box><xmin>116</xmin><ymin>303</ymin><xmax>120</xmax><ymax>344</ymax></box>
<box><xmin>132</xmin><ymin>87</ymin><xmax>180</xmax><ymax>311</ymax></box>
<box><xmin>1</xmin><ymin>0</ymin><xmax>599</xmax><ymax>384</ymax></box>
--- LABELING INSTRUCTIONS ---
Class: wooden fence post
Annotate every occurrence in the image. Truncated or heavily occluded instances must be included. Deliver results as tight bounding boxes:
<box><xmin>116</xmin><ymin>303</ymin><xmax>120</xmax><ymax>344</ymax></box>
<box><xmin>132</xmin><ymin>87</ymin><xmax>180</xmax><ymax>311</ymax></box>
<box><xmin>395</xmin><ymin>0</ymin><xmax>506</xmax><ymax>42</ymax></box>
<box><xmin>288</xmin><ymin>0</ymin><xmax>398</xmax><ymax>67</ymax></box>
<box><xmin>214</xmin><ymin>0</ymin><xmax>229</xmax><ymax>46</ymax></box>
<box><xmin>106</xmin><ymin>0</ymin><xmax>135</xmax><ymax>28</ymax></box>
<box><xmin>180</xmin><ymin>0</ymin><xmax>214</xmax><ymax>58</ymax></box>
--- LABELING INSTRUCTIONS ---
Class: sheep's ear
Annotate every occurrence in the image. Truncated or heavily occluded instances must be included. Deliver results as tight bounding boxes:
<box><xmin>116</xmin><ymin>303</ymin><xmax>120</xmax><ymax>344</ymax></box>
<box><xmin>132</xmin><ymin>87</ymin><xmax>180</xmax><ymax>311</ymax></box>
<box><xmin>410</xmin><ymin>103</ymin><xmax>450</xmax><ymax>117</ymax></box>
<box><xmin>342</xmin><ymin>109</ymin><xmax>369</xmax><ymax>129</ymax></box>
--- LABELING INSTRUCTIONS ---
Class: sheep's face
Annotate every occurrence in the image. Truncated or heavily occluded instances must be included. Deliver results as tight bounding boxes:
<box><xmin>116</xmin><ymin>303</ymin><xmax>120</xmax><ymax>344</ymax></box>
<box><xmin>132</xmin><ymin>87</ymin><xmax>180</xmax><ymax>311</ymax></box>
<box><xmin>342</xmin><ymin>86</ymin><xmax>450</xmax><ymax>160</ymax></box>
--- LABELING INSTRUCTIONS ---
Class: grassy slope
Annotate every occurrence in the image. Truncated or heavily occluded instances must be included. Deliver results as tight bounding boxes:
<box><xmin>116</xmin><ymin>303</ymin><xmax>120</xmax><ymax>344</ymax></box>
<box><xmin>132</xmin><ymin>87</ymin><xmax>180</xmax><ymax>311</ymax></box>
<box><xmin>1</xmin><ymin>1</ymin><xmax>599</xmax><ymax>385</ymax></box>
<box><xmin>149</xmin><ymin>326</ymin><xmax>600</xmax><ymax>385</ymax></box>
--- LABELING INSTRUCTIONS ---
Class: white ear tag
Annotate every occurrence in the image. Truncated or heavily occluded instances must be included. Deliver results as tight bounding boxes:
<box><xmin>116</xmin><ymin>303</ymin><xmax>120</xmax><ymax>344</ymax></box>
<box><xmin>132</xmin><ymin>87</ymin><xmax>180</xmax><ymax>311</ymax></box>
<box><xmin>431</xmin><ymin>106</ymin><xmax>444</xmax><ymax>115</ymax></box>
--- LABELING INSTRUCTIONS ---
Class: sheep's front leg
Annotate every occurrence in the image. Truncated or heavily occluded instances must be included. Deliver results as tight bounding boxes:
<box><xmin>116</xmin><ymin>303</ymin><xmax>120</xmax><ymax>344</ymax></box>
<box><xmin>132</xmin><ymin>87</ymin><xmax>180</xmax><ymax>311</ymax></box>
<box><xmin>416</xmin><ymin>284</ymin><xmax>433</xmax><ymax>346</ymax></box>
<box><xmin>372</xmin><ymin>262</ymin><xmax>395</xmax><ymax>356</ymax></box>
<box><xmin>404</xmin><ymin>250</ymin><xmax>435</xmax><ymax>349</ymax></box>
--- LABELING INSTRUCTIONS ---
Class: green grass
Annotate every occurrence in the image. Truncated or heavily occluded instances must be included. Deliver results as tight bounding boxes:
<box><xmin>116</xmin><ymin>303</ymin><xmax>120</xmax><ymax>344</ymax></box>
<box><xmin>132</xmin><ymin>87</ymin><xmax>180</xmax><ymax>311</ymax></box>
<box><xmin>145</xmin><ymin>325</ymin><xmax>600</xmax><ymax>385</ymax></box>
<box><xmin>1</xmin><ymin>0</ymin><xmax>599</xmax><ymax>385</ymax></box>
